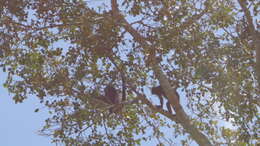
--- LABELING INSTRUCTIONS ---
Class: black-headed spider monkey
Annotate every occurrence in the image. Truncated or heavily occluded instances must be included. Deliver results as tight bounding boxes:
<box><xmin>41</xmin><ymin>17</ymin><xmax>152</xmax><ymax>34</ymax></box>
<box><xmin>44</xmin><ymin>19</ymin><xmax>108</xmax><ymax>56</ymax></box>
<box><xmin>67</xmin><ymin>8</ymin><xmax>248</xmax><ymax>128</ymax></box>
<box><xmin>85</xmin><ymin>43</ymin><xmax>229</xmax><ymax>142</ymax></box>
<box><xmin>151</xmin><ymin>85</ymin><xmax>179</xmax><ymax>113</ymax></box>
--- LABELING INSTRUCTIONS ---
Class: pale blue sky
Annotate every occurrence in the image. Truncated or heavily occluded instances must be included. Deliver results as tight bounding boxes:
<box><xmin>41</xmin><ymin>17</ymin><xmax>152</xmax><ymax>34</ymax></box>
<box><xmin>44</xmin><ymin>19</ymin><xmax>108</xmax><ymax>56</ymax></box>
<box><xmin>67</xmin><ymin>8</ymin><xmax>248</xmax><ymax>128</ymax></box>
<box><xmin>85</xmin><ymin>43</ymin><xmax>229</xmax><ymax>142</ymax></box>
<box><xmin>0</xmin><ymin>71</ymin><xmax>55</xmax><ymax>146</ymax></box>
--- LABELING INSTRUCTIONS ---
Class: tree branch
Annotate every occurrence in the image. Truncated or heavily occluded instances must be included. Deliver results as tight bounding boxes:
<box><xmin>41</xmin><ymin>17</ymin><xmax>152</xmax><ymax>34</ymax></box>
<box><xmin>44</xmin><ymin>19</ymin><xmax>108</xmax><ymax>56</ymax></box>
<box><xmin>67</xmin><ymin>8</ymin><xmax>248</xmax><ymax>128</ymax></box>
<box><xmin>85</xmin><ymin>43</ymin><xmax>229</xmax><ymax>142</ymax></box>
<box><xmin>237</xmin><ymin>0</ymin><xmax>260</xmax><ymax>82</ymax></box>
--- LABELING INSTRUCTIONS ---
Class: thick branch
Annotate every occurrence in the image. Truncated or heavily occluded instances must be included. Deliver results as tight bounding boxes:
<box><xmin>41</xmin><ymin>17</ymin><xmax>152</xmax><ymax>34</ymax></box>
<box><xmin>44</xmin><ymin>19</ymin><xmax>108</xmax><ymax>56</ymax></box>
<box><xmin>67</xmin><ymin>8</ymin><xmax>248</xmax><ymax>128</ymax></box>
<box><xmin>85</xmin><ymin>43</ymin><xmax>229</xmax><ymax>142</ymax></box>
<box><xmin>11</xmin><ymin>21</ymin><xmax>82</xmax><ymax>32</ymax></box>
<box><xmin>151</xmin><ymin>61</ymin><xmax>212</xmax><ymax>146</ymax></box>
<box><xmin>237</xmin><ymin>0</ymin><xmax>255</xmax><ymax>33</ymax></box>
<box><xmin>238</xmin><ymin>0</ymin><xmax>260</xmax><ymax>82</ymax></box>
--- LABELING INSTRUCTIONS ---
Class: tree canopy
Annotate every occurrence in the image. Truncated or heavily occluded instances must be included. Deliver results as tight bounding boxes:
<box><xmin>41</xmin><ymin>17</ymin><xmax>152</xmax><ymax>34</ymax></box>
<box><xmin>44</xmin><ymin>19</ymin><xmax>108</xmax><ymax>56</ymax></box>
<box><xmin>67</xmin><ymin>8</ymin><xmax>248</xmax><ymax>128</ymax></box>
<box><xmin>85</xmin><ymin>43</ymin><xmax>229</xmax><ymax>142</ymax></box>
<box><xmin>0</xmin><ymin>0</ymin><xmax>259</xmax><ymax>145</ymax></box>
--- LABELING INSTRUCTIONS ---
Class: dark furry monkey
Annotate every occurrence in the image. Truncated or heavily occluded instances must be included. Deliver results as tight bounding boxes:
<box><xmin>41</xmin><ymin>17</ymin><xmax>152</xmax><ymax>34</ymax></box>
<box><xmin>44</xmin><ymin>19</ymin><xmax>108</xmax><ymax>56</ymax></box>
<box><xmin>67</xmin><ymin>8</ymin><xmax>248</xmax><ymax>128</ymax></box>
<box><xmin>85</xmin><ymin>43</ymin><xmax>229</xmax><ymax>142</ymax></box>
<box><xmin>104</xmin><ymin>85</ymin><xmax>120</xmax><ymax>104</ymax></box>
<box><xmin>151</xmin><ymin>85</ymin><xmax>179</xmax><ymax>113</ymax></box>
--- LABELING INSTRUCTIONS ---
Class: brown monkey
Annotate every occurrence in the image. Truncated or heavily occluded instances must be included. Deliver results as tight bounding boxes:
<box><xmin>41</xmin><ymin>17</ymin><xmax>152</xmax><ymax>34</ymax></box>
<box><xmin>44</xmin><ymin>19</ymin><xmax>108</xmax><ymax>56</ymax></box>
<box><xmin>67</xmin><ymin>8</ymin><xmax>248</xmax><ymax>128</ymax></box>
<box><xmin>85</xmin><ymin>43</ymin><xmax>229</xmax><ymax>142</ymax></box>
<box><xmin>104</xmin><ymin>84</ymin><xmax>125</xmax><ymax>113</ymax></box>
<box><xmin>95</xmin><ymin>57</ymin><xmax>126</xmax><ymax>113</ymax></box>
<box><xmin>151</xmin><ymin>85</ymin><xmax>179</xmax><ymax>113</ymax></box>
<box><xmin>104</xmin><ymin>84</ymin><xmax>120</xmax><ymax>104</ymax></box>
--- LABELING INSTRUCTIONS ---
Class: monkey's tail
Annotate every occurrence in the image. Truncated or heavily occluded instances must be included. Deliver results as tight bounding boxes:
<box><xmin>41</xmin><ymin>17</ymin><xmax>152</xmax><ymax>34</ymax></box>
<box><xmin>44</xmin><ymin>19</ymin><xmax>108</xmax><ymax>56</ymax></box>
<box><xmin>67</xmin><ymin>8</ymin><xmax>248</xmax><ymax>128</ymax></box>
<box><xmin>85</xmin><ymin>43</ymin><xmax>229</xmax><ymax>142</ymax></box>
<box><xmin>108</xmin><ymin>57</ymin><xmax>126</xmax><ymax>102</ymax></box>
<box><xmin>121</xmin><ymin>71</ymin><xmax>126</xmax><ymax>101</ymax></box>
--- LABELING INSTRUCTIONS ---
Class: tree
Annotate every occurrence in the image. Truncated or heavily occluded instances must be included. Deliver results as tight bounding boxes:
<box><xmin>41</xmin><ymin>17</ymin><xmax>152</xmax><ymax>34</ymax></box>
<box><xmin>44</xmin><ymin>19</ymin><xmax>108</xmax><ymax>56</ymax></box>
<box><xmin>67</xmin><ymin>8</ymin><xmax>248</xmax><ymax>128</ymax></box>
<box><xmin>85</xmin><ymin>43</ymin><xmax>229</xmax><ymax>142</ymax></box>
<box><xmin>0</xmin><ymin>0</ymin><xmax>259</xmax><ymax>145</ymax></box>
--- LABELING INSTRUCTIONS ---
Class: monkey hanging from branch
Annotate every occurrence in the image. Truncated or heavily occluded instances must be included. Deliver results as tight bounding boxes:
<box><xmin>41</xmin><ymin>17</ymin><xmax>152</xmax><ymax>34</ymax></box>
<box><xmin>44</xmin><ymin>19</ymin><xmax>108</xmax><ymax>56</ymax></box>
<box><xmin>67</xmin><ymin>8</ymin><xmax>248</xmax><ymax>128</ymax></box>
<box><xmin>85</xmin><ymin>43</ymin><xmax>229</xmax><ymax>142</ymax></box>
<box><xmin>106</xmin><ymin>57</ymin><xmax>126</xmax><ymax>113</ymax></box>
<box><xmin>94</xmin><ymin>57</ymin><xmax>126</xmax><ymax>114</ymax></box>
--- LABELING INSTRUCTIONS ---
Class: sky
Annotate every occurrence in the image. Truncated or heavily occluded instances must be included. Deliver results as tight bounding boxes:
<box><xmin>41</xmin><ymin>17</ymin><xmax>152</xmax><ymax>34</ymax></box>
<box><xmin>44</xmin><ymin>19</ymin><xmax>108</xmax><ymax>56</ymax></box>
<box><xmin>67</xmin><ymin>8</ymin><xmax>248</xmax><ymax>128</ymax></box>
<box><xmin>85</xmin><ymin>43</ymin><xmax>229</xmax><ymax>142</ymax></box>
<box><xmin>0</xmin><ymin>71</ymin><xmax>55</xmax><ymax>146</ymax></box>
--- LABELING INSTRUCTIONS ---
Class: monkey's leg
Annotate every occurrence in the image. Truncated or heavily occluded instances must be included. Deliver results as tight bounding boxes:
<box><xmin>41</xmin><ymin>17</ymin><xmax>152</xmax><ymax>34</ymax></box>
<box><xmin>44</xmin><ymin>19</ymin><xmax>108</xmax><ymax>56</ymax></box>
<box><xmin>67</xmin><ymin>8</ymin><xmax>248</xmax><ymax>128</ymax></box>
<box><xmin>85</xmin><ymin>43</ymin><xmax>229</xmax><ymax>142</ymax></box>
<box><xmin>156</xmin><ymin>95</ymin><xmax>164</xmax><ymax>109</ymax></box>
<box><xmin>166</xmin><ymin>101</ymin><xmax>172</xmax><ymax>113</ymax></box>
